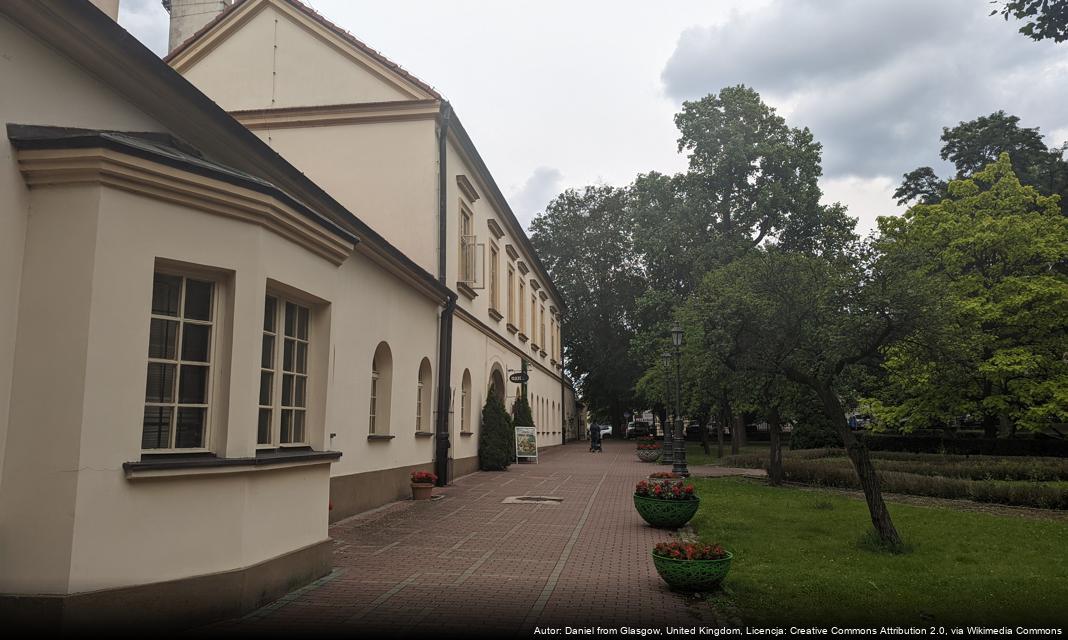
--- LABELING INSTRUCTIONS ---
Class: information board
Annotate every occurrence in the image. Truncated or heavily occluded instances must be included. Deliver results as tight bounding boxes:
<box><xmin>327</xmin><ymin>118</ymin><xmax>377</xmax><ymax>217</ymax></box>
<box><xmin>514</xmin><ymin>426</ymin><xmax>538</xmax><ymax>463</ymax></box>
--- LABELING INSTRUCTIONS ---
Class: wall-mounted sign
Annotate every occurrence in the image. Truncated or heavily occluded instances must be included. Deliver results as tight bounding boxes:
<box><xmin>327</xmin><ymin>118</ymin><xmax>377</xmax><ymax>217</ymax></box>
<box><xmin>509</xmin><ymin>372</ymin><xmax>529</xmax><ymax>384</ymax></box>
<box><xmin>515</xmin><ymin>426</ymin><xmax>538</xmax><ymax>462</ymax></box>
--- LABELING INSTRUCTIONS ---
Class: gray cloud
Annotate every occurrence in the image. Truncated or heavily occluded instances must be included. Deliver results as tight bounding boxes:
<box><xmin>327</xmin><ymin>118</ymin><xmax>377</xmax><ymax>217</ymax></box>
<box><xmin>662</xmin><ymin>0</ymin><xmax>1068</xmax><ymax>180</ymax></box>
<box><xmin>508</xmin><ymin>166</ymin><xmax>563</xmax><ymax>230</ymax></box>
<box><xmin>118</xmin><ymin>0</ymin><xmax>169</xmax><ymax>56</ymax></box>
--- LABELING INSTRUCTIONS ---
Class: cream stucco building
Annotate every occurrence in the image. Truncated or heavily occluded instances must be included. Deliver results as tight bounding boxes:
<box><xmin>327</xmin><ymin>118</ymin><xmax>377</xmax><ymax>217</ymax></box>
<box><xmin>0</xmin><ymin>0</ymin><xmax>575</xmax><ymax>629</ymax></box>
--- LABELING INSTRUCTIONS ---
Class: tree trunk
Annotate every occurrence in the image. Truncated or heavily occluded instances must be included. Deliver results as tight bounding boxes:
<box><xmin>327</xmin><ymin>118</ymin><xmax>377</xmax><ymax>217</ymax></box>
<box><xmin>698</xmin><ymin>411</ymin><xmax>712</xmax><ymax>455</ymax></box>
<box><xmin>717</xmin><ymin>403</ymin><xmax>725</xmax><ymax>459</ymax></box>
<box><xmin>768</xmin><ymin>405</ymin><xmax>783</xmax><ymax>486</ymax></box>
<box><xmin>739</xmin><ymin>413</ymin><xmax>748</xmax><ymax>446</ymax></box>
<box><xmin>982</xmin><ymin>413</ymin><xmax>998</xmax><ymax>439</ymax></box>
<box><xmin>731</xmin><ymin>414</ymin><xmax>743</xmax><ymax>455</ymax></box>
<box><xmin>815</xmin><ymin>382</ymin><xmax>902</xmax><ymax>547</ymax></box>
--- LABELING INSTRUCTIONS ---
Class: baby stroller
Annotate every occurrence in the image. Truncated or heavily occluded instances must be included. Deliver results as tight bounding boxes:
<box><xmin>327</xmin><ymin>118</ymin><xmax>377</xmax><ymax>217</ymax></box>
<box><xmin>589</xmin><ymin>425</ymin><xmax>603</xmax><ymax>452</ymax></box>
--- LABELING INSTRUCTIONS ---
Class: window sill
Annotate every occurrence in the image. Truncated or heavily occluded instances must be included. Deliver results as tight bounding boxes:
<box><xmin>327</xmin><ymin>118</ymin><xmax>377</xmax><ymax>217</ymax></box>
<box><xmin>414</xmin><ymin>431</ymin><xmax>435</xmax><ymax>438</ymax></box>
<box><xmin>518</xmin><ymin>332</ymin><xmax>528</xmax><ymax>343</ymax></box>
<box><xmin>123</xmin><ymin>449</ymin><xmax>341</xmax><ymax>479</ymax></box>
<box><xmin>488</xmin><ymin>308</ymin><xmax>503</xmax><ymax>322</ymax></box>
<box><xmin>367</xmin><ymin>434</ymin><xmax>396</xmax><ymax>441</ymax></box>
<box><xmin>459</xmin><ymin>431</ymin><xmax>475</xmax><ymax>437</ymax></box>
<box><xmin>506</xmin><ymin>323</ymin><xmax>518</xmax><ymax>334</ymax></box>
<box><xmin>456</xmin><ymin>282</ymin><xmax>478</xmax><ymax>300</ymax></box>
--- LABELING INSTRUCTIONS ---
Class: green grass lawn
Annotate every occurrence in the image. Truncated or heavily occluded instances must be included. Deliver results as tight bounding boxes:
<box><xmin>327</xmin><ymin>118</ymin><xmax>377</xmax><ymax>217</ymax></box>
<box><xmin>689</xmin><ymin>477</ymin><xmax>1068</xmax><ymax>627</ymax></box>
<box><xmin>683</xmin><ymin>442</ymin><xmax>769</xmax><ymax>466</ymax></box>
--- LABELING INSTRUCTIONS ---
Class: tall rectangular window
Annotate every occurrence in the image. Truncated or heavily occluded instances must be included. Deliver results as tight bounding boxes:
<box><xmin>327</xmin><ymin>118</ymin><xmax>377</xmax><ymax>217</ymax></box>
<box><xmin>540</xmin><ymin>304</ymin><xmax>546</xmax><ymax>350</ymax></box>
<box><xmin>258</xmin><ymin>294</ymin><xmax>310</xmax><ymax>446</ymax></box>
<box><xmin>531</xmin><ymin>295</ymin><xmax>538</xmax><ymax>345</ymax></box>
<box><xmin>415</xmin><ymin>380</ymin><xmax>424</xmax><ymax>431</ymax></box>
<box><xmin>489</xmin><ymin>243</ymin><xmax>500</xmax><ymax>312</ymax></box>
<box><xmin>369</xmin><ymin>368</ymin><xmax>378</xmax><ymax>434</ymax></box>
<box><xmin>507</xmin><ymin>264</ymin><xmax>515</xmax><ymax>324</ymax></box>
<box><xmin>143</xmin><ymin>272</ymin><xmax>215</xmax><ymax>450</ymax></box>
<box><xmin>519</xmin><ymin>280</ymin><xmax>526</xmax><ymax>333</ymax></box>
<box><xmin>459</xmin><ymin>206</ymin><xmax>473</xmax><ymax>283</ymax></box>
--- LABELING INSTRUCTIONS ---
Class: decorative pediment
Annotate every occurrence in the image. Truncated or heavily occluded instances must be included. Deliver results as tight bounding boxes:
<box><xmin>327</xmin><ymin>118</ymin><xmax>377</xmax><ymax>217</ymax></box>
<box><xmin>517</xmin><ymin>260</ymin><xmax>529</xmax><ymax>275</ymax></box>
<box><xmin>457</xmin><ymin>174</ymin><xmax>480</xmax><ymax>203</ymax></box>
<box><xmin>486</xmin><ymin>218</ymin><xmax>504</xmax><ymax>240</ymax></box>
<box><xmin>505</xmin><ymin>244</ymin><xmax>519</xmax><ymax>260</ymax></box>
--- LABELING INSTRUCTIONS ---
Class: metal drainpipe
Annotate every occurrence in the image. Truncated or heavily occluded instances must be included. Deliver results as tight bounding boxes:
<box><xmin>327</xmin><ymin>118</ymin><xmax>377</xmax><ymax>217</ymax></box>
<box><xmin>559</xmin><ymin>318</ymin><xmax>566</xmax><ymax>445</ymax></box>
<box><xmin>434</xmin><ymin>103</ymin><xmax>454</xmax><ymax>487</ymax></box>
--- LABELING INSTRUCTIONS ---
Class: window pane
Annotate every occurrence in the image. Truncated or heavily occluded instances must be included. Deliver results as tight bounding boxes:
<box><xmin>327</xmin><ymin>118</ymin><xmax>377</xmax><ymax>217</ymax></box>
<box><xmin>259</xmin><ymin>371</ymin><xmax>273</xmax><ymax>406</ymax></box>
<box><xmin>141</xmin><ymin>406</ymin><xmax>172</xmax><ymax>449</ymax></box>
<box><xmin>284</xmin><ymin>302</ymin><xmax>296</xmax><ymax>337</ymax></box>
<box><xmin>292</xmin><ymin>411</ymin><xmax>305</xmax><ymax>443</ymax></box>
<box><xmin>294</xmin><ymin>376</ymin><xmax>306</xmax><ymax>407</ymax></box>
<box><xmin>297</xmin><ymin>306</ymin><xmax>309</xmax><ymax>340</ymax></box>
<box><xmin>181</xmin><ymin>324</ymin><xmax>211</xmax><ymax>362</ymax></box>
<box><xmin>257</xmin><ymin>408</ymin><xmax>272</xmax><ymax>445</ymax></box>
<box><xmin>261</xmin><ymin>334</ymin><xmax>274</xmax><ymax>369</ymax></box>
<box><xmin>184</xmin><ymin>279</ymin><xmax>213</xmax><ymax>321</ymax></box>
<box><xmin>152</xmin><ymin>273</ymin><xmax>182</xmax><ymax>316</ymax></box>
<box><xmin>264</xmin><ymin>296</ymin><xmax>277</xmax><ymax>332</ymax></box>
<box><xmin>178</xmin><ymin>364</ymin><xmax>209</xmax><ymax>404</ymax></box>
<box><xmin>175</xmin><ymin>407</ymin><xmax>205</xmax><ymax>448</ymax></box>
<box><xmin>283</xmin><ymin>339</ymin><xmax>294</xmax><ymax>372</ymax></box>
<box><xmin>148</xmin><ymin>318</ymin><xmax>179</xmax><ymax>360</ymax></box>
<box><xmin>282</xmin><ymin>373</ymin><xmax>293</xmax><ymax>406</ymax></box>
<box><xmin>296</xmin><ymin>342</ymin><xmax>307</xmax><ymax>374</ymax></box>
<box><xmin>145</xmin><ymin>363</ymin><xmax>176</xmax><ymax>403</ymax></box>
<box><xmin>280</xmin><ymin>409</ymin><xmax>292</xmax><ymax>443</ymax></box>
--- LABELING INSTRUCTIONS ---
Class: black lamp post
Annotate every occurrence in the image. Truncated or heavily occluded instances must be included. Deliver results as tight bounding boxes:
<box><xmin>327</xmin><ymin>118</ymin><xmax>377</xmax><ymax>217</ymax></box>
<box><xmin>670</xmin><ymin>323</ymin><xmax>689</xmax><ymax>477</ymax></box>
<box><xmin>660</xmin><ymin>350</ymin><xmax>674</xmax><ymax>465</ymax></box>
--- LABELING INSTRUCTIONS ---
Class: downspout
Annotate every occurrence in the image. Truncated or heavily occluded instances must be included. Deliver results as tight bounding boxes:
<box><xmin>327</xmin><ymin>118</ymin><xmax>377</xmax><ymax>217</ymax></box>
<box><xmin>559</xmin><ymin>317</ymin><xmax>566</xmax><ymax>445</ymax></box>
<box><xmin>434</xmin><ymin>102</ymin><xmax>454</xmax><ymax>487</ymax></box>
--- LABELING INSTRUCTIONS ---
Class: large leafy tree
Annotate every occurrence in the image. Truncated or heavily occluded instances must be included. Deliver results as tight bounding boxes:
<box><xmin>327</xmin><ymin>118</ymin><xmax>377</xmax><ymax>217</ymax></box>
<box><xmin>529</xmin><ymin>186</ymin><xmax>646</xmax><ymax>432</ymax></box>
<box><xmin>896</xmin><ymin>111</ymin><xmax>1068</xmax><ymax>212</ymax></box>
<box><xmin>875</xmin><ymin>154</ymin><xmax>1068</xmax><ymax>436</ymax></box>
<box><xmin>994</xmin><ymin>0</ymin><xmax>1068</xmax><ymax>42</ymax></box>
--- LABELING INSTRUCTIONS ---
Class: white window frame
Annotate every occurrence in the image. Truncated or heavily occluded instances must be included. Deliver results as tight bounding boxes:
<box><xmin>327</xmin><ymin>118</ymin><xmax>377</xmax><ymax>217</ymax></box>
<box><xmin>257</xmin><ymin>293</ymin><xmax>311</xmax><ymax>449</ymax></box>
<box><xmin>142</xmin><ymin>269</ymin><xmax>220</xmax><ymax>453</ymax></box>
<box><xmin>370</xmin><ymin>368</ymin><xmax>379</xmax><ymax>435</ymax></box>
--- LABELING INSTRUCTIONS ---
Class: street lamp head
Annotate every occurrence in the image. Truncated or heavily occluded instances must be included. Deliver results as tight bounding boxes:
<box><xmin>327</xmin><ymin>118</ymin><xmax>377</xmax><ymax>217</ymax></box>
<box><xmin>671</xmin><ymin>323</ymin><xmax>683</xmax><ymax>347</ymax></box>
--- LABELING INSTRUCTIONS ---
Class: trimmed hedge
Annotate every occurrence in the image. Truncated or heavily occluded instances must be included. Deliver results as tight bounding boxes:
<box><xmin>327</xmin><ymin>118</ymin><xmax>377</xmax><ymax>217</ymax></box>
<box><xmin>860</xmin><ymin>433</ymin><xmax>1068</xmax><ymax>458</ymax></box>
<box><xmin>781</xmin><ymin>459</ymin><xmax>1068</xmax><ymax>510</ymax></box>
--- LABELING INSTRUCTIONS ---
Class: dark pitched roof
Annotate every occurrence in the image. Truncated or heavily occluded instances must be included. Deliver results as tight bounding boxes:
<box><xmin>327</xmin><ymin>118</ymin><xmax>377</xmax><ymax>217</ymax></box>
<box><xmin>7</xmin><ymin>123</ymin><xmax>356</xmax><ymax>243</ymax></box>
<box><xmin>164</xmin><ymin>0</ymin><xmax>441</xmax><ymax>100</ymax></box>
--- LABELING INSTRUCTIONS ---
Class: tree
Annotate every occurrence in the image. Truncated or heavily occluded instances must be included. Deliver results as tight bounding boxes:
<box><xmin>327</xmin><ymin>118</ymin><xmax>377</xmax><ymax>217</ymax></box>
<box><xmin>511</xmin><ymin>391</ymin><xmax>534</xmax><ymax>429</ymax></box>
<box><xmin>478</xmin><ymin>385</ymin><xmax>513</xmax><ymax>471</ymax></box>
<box><xmin>875</xmin><ymin>153</ymin><xmax>1068</xmax><ymax>436</ymax></box>
<box><xmin>994</xmin><ymin>0</ymin><xmax>1068</xmax><ymax>42</ymax></box>
<box><xmin>896</xmin><ymin>112</ymin><xmax>1068</xmax><ymax>213</ymax></box>
<box><xmin>530</xmin><ymin>186</ymin><xmax>646</xmax><ymax>431</ymax></box>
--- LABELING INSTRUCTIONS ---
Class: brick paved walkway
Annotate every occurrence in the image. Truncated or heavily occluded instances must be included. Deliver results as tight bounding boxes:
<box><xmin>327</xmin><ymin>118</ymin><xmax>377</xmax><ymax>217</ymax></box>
<box><xmin>210</xmin><ymin>440</ymin><xmax>755</xmax><ymax>636</ymax></box>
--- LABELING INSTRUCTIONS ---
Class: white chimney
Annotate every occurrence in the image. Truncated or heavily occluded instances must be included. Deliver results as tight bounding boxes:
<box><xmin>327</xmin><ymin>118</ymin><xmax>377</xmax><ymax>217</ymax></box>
<box><xmin>163</xmin><ymin>0</ymin><xmax>232</xmax><ymax>54</ymax></box>
<box><xmin>90</xmin><ymin>0</ymin><xmax>120</xmax><ymax>20</ymax></box>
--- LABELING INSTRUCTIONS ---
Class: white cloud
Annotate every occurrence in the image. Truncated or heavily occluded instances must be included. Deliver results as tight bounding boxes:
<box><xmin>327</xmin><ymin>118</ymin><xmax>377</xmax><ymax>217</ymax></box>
<box><xmin>508</xmin><ymin>167</ymin><xmax>564</xmax><ymax>231</ymax></box>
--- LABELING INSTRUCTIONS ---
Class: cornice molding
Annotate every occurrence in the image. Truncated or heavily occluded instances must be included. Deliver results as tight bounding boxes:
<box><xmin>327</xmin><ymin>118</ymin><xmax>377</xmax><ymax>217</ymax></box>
<box><xmin>456</xmin><ymin>174</ymin><xmax>480</xmax><ymax>203</ymax></box>
<box><xmin>505</xmin><ymin>244</ymin><xmax>519</xmax><ymax>261</ymax></box>
<box><xmin>486</xmin><ymin>218</ymin><xmax>504</xmax><ymax>240</ymax></box>
<box><xmin>231</xmin><ymin>100</ymin><xmax>440</xmax><ymax>131</ymax></box>
<box><xmin>517</xmin><ymin>260</ymin><xmax>529</xmax><ymax>275</ymax></box>
<box><xmin>16</xmin><ymin>147</ymin><xmax>354</xmax><ymax>265</ymax></box>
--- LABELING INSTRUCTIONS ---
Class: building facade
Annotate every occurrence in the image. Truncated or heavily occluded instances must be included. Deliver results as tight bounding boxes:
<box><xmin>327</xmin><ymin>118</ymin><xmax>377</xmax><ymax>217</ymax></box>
<box><xmin>0</xmin><ymin>0</ymin><xmax>575</xmax><ymax>629</ymax></box>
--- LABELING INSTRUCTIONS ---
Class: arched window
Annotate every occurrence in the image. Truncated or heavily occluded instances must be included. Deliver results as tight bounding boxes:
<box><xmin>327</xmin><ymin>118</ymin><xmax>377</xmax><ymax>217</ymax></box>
<box><xmin>416</xmin><ymin>358</ymin><xmax>432</xmax><ymax>432</ymax></box>
<box><xmin>370</xmin><ymin>342</ymin><xmax>392</xmax><ymax>435</ymax></box>
<box><xmin>461</xmin><ymin>369</ymin><xmax>472</xmax><ymax>433</ymax></box>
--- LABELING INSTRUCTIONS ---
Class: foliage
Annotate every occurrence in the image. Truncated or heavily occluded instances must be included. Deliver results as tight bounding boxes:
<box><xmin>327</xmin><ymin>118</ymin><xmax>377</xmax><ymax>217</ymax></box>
<box><xmin>477</xmin><ymin>386</ymin><xmax>513</xmax><ymax>471</ymax></box>
<box><xmin>635</xmin><ymin>479</ymin><xmax>698</xmax><ymax>501</ymax></box>
<box><xmin>410</xmin><ymin>470</ymin><xmax>437</xmax><ymax>484</ymax></box>
<box><xmin>652</xmin><ymin>541</ymin><xmax>729</xmax><ymax>561</ymax></box>
<box><xmin>691</xmin><ymin>478</ymin><xmax>1068</xmax><ymax>625</ymax></box>
<box><xmin>994</xmin><ymin>0</ymin><xmax>1068</xmax><ymax>42</ymax></box>
<box><xmin>510</xmin><ymin>391</ymin><xmax>534</xmax><ymax>429</ymax></box>
<box><xmin>789</xmin><ymin>410</ymin><xmax>844</xmax><ymax>450</ymax></box>
<box><xmin>895</xmin><ymin>111</ymin><xmax>1068</xmax><ymax>213</ymax></box>
<box><xmin>875</xmin><ymin>153</ymin><xmax>1068</xmax><ymax>434</ymax></box>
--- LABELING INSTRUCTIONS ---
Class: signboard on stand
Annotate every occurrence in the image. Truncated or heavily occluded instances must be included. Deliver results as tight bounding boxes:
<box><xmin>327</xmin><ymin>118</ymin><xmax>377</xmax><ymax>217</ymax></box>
<box><xmin>515</xmin><ymin>426</ymin><xmax>538</xmax><ymax>463</ymax></box>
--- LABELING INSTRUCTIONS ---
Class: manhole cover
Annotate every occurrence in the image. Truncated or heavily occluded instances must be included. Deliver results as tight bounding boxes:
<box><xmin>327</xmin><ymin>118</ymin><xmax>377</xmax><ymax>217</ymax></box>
<box><xmin>502</xmin><ymin>495</ymin><xmax>564</xmax><ymax>504</ymax></box>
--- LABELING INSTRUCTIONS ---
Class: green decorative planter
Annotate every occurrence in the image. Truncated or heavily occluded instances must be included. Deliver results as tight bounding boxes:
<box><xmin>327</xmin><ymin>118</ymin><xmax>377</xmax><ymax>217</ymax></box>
<box><xmin>632</xmin><ymin>494</ymin><xmax>699</xmax><ymax>528</ymax></box>
<box><xmin>652</xmin><ymin>550</ymin><xmax>733</xmax><ymax>591</ymax></box>
<box><xmin>636</xmin><ymin>448</ymin><xmax>661</xmax><ymax>463</ymax></box>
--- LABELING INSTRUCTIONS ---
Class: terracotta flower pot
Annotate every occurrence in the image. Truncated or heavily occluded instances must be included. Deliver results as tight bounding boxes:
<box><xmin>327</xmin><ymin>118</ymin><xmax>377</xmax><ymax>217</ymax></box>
<box><xmin>411</xmin><ymin>482</ymin><xmax>434</xmax><ymax>500</ymax></box>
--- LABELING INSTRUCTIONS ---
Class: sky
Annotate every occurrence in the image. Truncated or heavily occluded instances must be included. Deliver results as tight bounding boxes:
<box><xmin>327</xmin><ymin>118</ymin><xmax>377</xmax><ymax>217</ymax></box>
<box><xmin>119</xmin><ymin>0</ymin><xmax>1068</xmax><ymax>234</ymax></box>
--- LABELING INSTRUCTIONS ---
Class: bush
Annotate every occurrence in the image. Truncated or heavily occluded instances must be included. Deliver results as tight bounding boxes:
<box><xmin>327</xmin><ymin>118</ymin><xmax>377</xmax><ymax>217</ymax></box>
<box><xmin>789</xmin><ymin>420</ymin><xmax>842</xmax><ymax>450</ymax></box>
<box><xmin>861</xmin><ymin>434</ymin><xmax>1068</xmax><ymax>458</ymax></box>
<box><xmin>478</xmin><ymin>386</ymin><xmax>514</xmax><ymax>471</ymax></box>
<box><xmin>511</xmin><ymin>392</ymin><xmax>534</xmax><ymax>429</ymax></box>
<box><xmin>778</xmin><ymin>459</ymin><xmax>1068</xmax><ymax>510</ymax></box>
